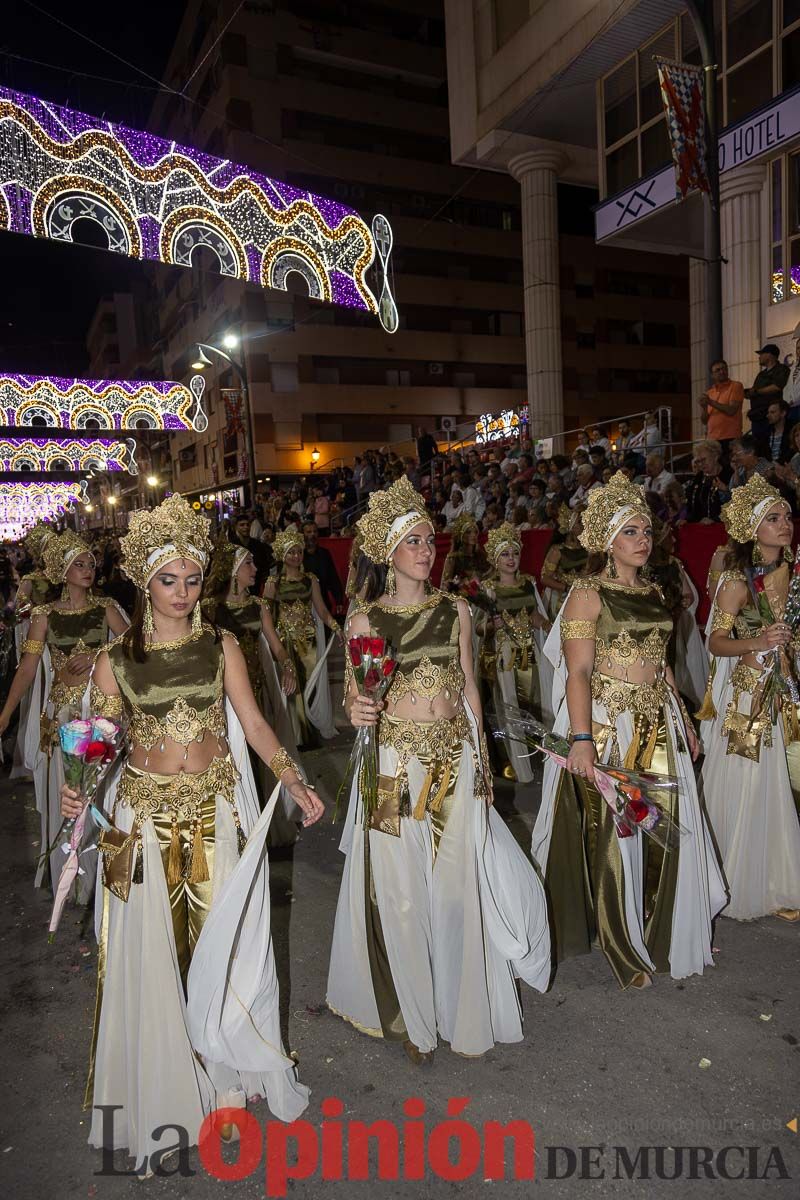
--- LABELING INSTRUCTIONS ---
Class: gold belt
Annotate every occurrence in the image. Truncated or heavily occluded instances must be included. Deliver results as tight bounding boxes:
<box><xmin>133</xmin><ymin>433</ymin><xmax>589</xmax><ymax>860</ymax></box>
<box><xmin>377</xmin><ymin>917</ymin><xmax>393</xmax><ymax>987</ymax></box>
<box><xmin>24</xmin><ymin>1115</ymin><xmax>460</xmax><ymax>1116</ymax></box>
<box><xmin>591</xmin><ymin>671</ymin><xmax>669</xmax><ymax>726</ymax></box>
<box><xmin>372</xmin><ymin>709</ymin><xmax>473</xmax><ymax>837</ymax></box>
<box><xmin>116</xmin><ymin>755</ymin><xmax>244</xmax><ymax>886</ymax></box>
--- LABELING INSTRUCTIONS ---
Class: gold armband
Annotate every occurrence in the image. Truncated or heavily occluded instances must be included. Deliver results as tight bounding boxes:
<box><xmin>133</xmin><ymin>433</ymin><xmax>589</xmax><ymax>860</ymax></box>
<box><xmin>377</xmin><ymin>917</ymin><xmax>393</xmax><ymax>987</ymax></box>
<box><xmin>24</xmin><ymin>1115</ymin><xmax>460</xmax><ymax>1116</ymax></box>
<box><xmin>561</xmin><ymin>620</ymin><xmax>596</xmax><ymax>642</ymax></box>
<box><xmin>89</xmin><ymin>684</ymin><xmax>123</xmax><ymax>718</ymax></box>
<box><xmin>710</xmin><ymin>609</ymin><xmax>735</xmax><ymax>633</ymax></box>
<box><xmin>268</xmin><ymin>747</ymin><xmax>301</xmax><ymax>780</ymax></box>
<box><xmin>21</xmin><ymin>638</ymin><xmax>44</xmax><ymax>657</ymax></box>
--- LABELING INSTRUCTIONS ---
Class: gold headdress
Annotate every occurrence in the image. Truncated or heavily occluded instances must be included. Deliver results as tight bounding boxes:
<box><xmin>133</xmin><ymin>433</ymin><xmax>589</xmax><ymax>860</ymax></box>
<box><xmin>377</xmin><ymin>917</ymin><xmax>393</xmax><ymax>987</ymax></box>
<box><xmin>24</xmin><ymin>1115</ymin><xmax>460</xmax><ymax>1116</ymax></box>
<box><xmin>42</xmin><ymin>531</ymin><xmax>94</xmax><ymax>583</ymax></box>
<box><xmin>272</xmin><ymin>527</ymin><xmax>305</xmax><ymax>562</ymax></box>
<box><xmin>356</xmin><ymin>476</ymin><xmax>432</xmax><ymax>565</ymax></box>
<box><xmin>721</xmin><ymin>475</ymin><xmax>785</xmax><ymax>543</ymax></box>
<box><xmin>578</xmin><ymin>471</ymin><xmax>650</xmax><ymax>553</ymax></box>
<box><xmin>24</xmin><ymin>521</ymin><xmax>55</xmax><ymax>563</ymax></box>
<box><xmin>486</xmin><ymin>521</ymin><xmax>521</xmax><ymax>562</ymax></box>
<box><xmin>202</xmin><ymin>536</ymin><xmax>248</xmax><ymax>596</ymax></box>
<box><xmin>120</xmin><ymin>493</ymin><xmax>212</xmax><ymax>589</ymax></box>
<box><xmin>557</xmin><ymin>504</ymin><xmax>572</xmax><ymax>535</ymax></box>
<box><xmin>449</xmin><ymin>511</ymin><xmax>479</xmax><ymax>546</ymax></box>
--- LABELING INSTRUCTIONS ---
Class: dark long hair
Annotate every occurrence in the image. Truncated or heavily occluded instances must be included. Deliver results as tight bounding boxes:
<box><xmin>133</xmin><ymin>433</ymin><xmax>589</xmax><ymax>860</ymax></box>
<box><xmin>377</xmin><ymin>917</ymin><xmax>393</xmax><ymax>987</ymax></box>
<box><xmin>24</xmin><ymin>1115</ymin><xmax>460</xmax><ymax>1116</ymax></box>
<box><xmin>724</xmin><ymin>540</ymin><xmax>755</xmax><ymax>572</ymax></box>
<box><xmin>358</xmin><ymin>554</ymin><xmax>388</xmax><ymax>604</ymax></box>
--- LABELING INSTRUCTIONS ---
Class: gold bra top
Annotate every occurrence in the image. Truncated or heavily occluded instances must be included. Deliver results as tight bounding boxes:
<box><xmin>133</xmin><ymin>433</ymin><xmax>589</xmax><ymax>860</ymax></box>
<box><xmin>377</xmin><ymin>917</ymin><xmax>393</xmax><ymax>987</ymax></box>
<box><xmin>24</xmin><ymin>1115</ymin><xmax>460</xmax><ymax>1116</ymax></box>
<box><xmin>360</xmin><ymin>590</ymin><xmax>465</xmax><ymax>708</ymax></box>
<box><xmin>487</xmin><ymin>576</ymin><xmax>540</xmax><ymax>646</ymax></box>
<box><xmin>107</xmin><ymin>626</ymin><xmax>227</xmax><ymax>750</ymax></box>
<box><xmin>206</xmin><ymin>596</ymin><xmax>264</xmax><ymax>691</ymax></box>
<box><xmin>568</xmin><ymin>577</ymin><xmax>672</xmax><ymax>676</ymax></box>
<box><xmin>30</xmin><ymin>599</ymin><xmax>108</xmax><ymax>673</ymax></box>
<box><xmin>713</xmin><ymin>565</ymin><xmax>793</xmax><ymax>644</ymax></box>
<box><xmin>18</xmin><ymin>570</ymin><xmax>51</xmax><ymax>609</ymax></box>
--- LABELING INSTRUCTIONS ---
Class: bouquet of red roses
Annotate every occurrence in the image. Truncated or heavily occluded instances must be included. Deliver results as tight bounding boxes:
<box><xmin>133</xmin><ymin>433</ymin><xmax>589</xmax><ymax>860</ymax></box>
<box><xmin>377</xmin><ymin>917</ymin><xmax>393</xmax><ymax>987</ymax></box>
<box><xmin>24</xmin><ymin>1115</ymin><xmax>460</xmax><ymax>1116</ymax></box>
<box><xmin>335</xmin><ymin>633</ymin><xmax>398</xmax><ymax>823</ymax></box>
<box><xmin>750</xmin><ymin>570</ymin><xmax>799</xmax><ymax>718</ymax></box>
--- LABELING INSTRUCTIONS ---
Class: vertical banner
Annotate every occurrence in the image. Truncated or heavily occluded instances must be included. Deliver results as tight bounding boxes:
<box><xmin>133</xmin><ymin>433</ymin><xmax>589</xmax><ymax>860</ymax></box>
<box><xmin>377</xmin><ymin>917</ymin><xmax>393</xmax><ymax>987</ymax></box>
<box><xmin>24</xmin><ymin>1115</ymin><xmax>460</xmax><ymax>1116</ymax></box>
<box><xmin>221</xmin><ymin>387</ymin><xmax>244</xmax><ymax>436</ymax></box>
<box><xmin>655</xmin><ymin>56</ymin><xmax>710</xmax><ymax>200</ymax></box>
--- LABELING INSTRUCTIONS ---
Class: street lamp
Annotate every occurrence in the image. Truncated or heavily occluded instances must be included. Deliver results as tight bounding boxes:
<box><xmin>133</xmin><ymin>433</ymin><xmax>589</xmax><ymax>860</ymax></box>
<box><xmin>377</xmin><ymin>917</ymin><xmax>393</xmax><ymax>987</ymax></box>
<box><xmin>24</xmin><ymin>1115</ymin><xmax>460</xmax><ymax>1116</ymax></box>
<box><xmin>193</xmin><ymin>335</ymin><xmax>258</xmax><ymax>505</ymax></box>
<box><xmin>146</xmin><ymin>475</ymin><xmax>158</xmax><ymax>487</ymax></box>
<box><xmin>310</xmin><ymin>447</ymin><xmax>320</xmax><ymax>469</ymax></box>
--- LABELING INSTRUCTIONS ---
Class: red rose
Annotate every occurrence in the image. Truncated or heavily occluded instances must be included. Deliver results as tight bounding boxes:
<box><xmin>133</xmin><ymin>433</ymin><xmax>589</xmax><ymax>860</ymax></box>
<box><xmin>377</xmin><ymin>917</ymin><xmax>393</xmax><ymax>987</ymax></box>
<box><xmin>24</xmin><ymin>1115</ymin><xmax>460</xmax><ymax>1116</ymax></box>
<box><xmin>363</xmin><ymin>667</ymin><xmax>381</xmax><ymax>691</ymax></box>
<box><xmin>467</xmin><ymin>580</ymin><xmax>479</xmax><ymax>596</ymax></box>
<box><xmin>616</xmin><ymin>819</ymin><xmax>635</xmax><ymax>838</ymax></box>
<box><xmin>382</xmin><ymin>658</ymin><xmax>397</xmax><ymax>678</ymax></box>
<box><xmin>348</xmin><ymin>638</ymin><xmax>363</xmax><ymax>667</ymax></box>
<box><xmin>84</xmin><ymin>740</ymin><xmax>108</xmax><ymax>763</ymax></box>
<box><xmin>360</xmin><ymin>635</ymin><xmax>373</xmax><ymax>655</ymax></box>
<box><xmin>369</xmin><ymin>637</ymin><xmax>385</xmax><ymax>657</ymax></box>
<box><xmin>753</xmin><ymin>576</ymin><xmax>765</xmax><ymax>593</ymax></box>
<box><xmin>626</xmin><ymin>797</ymin><xmax>650</xmax><ymax>824</ymax></box>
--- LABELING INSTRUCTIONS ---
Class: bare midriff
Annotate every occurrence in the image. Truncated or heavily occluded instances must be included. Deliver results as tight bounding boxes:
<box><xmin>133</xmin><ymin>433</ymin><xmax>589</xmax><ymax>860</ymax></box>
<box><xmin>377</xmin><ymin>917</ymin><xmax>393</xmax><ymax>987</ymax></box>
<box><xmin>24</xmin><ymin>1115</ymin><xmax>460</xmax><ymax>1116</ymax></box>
<box><xmin>126</xmin><ymin>731</ymin><xmax>230</xmax><ymax>775</ymax></box>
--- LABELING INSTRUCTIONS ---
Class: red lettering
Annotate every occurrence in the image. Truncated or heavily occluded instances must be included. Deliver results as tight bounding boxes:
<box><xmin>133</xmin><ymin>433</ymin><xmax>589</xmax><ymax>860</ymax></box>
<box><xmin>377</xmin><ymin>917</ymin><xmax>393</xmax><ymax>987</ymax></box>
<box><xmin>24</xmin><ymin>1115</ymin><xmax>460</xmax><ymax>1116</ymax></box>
<box><xmin>402</xmin><ymin>1097</ymin><xmax>426</xmax><ymax>1180</ymax></box>
<box><xmin>347</xmin><ymin>1120</ymin><xmax>400</xmax><ymax>1181</ymax></box>
<box><xmin>198</xmin><ymin>1108</ymin><xmax>262</xmax><ymax>1181</ymax></box>
<box><xmin>483</xmin><ymin>1120</ymin><xmax>535</xmax><ymax>1180</ymax></box>
<box><xmin>428</xmin><ymin>1100</ymin><xmax>481</xmax><ymax>1182</ymax></box>
<box><xmin>265</xmin><ymin>1120</ymin><xmax>319</xmax><ymax>1198</ymax></box>
<box><xmin>320</xmin><ymin>1097</ymin><xmax>344</xmax><ymax>1181</ymax></box>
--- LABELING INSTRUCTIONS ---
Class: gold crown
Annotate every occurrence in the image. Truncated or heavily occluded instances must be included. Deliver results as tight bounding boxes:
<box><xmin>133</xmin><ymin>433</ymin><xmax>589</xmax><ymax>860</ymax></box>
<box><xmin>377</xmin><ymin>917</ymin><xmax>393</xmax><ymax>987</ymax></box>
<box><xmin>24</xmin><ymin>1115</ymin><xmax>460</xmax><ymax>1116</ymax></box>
<box><xmin>42</xmin><ymin>530</ymin><xmax>93</xmax><ymax>583</ymax></box>
<box><xmin>578</xmin><ymin>471</ymin><xmax>650</xmax><ymax>552</ymax></box>
<box><xmin>120</xmin><ymin>493</ymin><xmax>212</xmax><ymax>589</ymax></box>
<box><xmin>721</xmin><ymin>475</ymin><xmax>784</xmax><ymax>543</ymax></box>
<box><xmin>356</xmin><ymin>476</ymin><xmax>431</xmax><ymax>564</ymax></box>
<box><xmin>203</xmin><ymin>536</ymin><xmax>237</xmax><ymax>595</ymax></box>
<box><xmin>557</xmin><ymin>504</ymin><xmax>573</xmax><ymax>535</ymax></box>
<box><xmin>449</xmin><ymin>512</ymin><xmax>479</xmax><ymax>545</ymax></box>
<box><xmin>24</xmin><ymin>521</ymin><xmax>55</xmax><ymax>562</ymax></box>
<box><xmin>485</xmin><ymin>521</ymin><xmax>521</xmax><ymax>562</ymax></box>
<box><xmin>272</xmin><ymin>527</ymin><xmax>305</xmax><ymax>561</ymax></box>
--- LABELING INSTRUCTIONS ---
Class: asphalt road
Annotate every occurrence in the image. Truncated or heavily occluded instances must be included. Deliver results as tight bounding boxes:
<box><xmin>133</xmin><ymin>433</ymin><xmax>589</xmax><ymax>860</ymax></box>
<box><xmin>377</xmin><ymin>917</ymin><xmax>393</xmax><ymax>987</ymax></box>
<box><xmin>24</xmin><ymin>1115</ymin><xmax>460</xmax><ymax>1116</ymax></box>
<box><xmin>0</xmin><ymin>739</ymin><xmax>798</xmax><ymax>1199</ymax></box>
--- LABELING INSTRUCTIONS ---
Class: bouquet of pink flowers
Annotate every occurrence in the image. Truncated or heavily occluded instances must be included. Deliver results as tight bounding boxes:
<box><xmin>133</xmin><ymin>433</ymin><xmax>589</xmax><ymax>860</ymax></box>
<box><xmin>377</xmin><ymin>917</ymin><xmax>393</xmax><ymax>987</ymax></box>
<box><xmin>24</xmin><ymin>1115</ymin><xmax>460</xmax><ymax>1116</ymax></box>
<box><xmin>488</xmin><ymin>706</ymin><xmax>686</xmax><ymax>850</ymax></box>
<box><xmin>45</xmin><ymin>716</ymin><xmax>124</xmax><ymax>940</ymax></box>
<box><xmin>335</xmin><ymin>633</ymin><xmax>398</xmax><ymax>823</ymax></box>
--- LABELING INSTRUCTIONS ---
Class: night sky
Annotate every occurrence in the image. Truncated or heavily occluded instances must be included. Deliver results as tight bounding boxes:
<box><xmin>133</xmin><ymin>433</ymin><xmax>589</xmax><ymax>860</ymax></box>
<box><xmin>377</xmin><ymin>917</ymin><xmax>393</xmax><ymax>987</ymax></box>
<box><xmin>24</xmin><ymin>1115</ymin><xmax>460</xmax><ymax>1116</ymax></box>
<box><xmin>1</xmin><ymin>1</ymin><xmax>183</xmax><ymax>375</ymax></box>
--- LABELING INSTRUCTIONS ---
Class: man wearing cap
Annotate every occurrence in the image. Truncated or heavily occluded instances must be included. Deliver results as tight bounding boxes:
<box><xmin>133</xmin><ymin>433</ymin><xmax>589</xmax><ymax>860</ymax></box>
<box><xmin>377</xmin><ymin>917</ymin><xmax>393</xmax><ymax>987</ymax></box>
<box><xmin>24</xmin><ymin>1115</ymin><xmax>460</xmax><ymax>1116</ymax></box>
<box><xmin>745</xmin><ymin>344</ymin><xmax>790</xmax><ymax>442</ymax></box>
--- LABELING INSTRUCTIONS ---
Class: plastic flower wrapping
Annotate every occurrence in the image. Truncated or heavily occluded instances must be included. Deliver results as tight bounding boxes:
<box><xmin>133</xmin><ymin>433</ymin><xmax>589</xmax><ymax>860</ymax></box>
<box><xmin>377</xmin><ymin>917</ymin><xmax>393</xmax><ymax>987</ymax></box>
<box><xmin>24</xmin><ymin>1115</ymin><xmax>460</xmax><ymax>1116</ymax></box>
<box><xmin>335</xmin><ymin>632</ymin><xmax>398</xmax><ymax>823</ymax></box>
<box><xmin>487</xmin><ymin>705</ymin><xmax>687</xmax><ymax>850</ymax></box>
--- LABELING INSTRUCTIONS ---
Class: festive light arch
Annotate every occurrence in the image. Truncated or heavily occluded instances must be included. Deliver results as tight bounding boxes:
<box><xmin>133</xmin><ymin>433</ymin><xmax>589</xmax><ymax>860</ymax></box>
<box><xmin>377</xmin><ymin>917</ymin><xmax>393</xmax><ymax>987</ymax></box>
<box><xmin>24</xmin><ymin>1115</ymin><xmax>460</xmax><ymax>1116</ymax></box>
<box><xmin>0</xmin><ymin>436</ymin><xmax>136</xmax><ymax>473</ymax></box>
<box><xmin>0</xmin><ymin>481</ymin><xmax>88</xmax><ymax>531</ymax></box>
<box><xmin>0</xmin><ymin>374</ymin><xmax>206</xmax><ymax>431</ymax></box>
<box><xmin>0</xmin><ymin>87</ymin><xmax>397</xmax><ymax>330</ymax></box>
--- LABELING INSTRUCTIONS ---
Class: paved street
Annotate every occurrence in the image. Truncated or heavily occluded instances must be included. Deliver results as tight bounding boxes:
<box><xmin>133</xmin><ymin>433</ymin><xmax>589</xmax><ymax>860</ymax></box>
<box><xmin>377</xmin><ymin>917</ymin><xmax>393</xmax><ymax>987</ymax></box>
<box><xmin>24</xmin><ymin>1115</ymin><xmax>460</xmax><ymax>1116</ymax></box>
<box><xmin>0</xmin><ymin>742</ymin><xmax>798</xmax><ymax>1199</ymax></box>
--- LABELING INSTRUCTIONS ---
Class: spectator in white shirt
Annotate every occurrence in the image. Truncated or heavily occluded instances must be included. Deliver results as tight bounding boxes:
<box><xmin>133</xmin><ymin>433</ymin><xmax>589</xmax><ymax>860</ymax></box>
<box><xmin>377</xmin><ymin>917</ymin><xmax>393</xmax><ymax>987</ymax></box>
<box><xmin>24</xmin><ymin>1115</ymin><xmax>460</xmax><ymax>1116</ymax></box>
<box><xmin>443</xmin><ymin>489</ymin><xmax>465</xmax><ymax>526</ymax></box>
<box><xmin>630</xmin><ymin>412</ymin><xmax>662</xmax><ymax>452</ymax></box>
<box><xmin>644</xmin><ymin>452</ymin><xmax>676</xmax><ymax>496</ymax></box>
<box><xmin>588</xmin><ymin>426</ymin><xmax>611</xmax><ymax>454</ymax></box>
<box><xmin>569</xmin><ymin>464</ymin><xmax>601</xmax><ymax>509</ymax></box>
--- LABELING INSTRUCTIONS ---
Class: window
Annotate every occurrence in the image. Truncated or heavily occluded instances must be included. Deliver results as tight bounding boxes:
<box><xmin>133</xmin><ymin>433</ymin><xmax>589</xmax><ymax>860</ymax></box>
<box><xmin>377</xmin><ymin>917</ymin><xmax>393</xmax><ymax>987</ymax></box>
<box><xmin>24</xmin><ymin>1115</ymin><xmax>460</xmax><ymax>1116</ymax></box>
<box><xmin>601</xmin><ymin>24</ymin><xmax>676</xmax><ymax>196</ymax></box>
<box><xmin>772</xmin><ymin>150</ymin><xmax>800</xmax><ymax>303</ymax></box>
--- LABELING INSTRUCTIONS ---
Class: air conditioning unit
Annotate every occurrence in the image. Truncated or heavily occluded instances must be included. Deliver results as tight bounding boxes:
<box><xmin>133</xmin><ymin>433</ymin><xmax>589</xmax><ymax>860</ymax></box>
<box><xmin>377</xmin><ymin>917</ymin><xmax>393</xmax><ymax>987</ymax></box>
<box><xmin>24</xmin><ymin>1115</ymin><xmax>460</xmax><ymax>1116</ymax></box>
<box><xmin>428</xmin><ymin>362</ymin><xmax>444</xmax><ymax>375</ymax></box>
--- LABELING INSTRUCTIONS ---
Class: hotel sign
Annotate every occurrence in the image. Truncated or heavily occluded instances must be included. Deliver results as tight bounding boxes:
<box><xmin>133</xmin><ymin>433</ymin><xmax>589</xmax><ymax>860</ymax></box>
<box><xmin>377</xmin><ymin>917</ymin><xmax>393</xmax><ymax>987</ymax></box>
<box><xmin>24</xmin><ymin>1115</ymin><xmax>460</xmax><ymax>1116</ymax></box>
<box><xmin>596</xmin><ymin>87</ymin><xmax>800</xmax><ymax>241</ymax></box>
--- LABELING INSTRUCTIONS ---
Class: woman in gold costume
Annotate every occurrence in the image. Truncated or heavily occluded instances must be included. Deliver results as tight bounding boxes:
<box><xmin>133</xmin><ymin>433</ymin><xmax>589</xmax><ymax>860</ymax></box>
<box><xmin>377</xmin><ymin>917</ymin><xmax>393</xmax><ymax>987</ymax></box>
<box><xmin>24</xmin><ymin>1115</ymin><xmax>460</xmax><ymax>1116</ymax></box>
<box><xmin>533</xmin><ymin>473</ymin><xmax>726</xmax><ymax>990</ymax></box>
<box><xmin>540</xmin><ymin>508</ymin><xmax>589</xmax><ymax>620</ymax></box>
<box><xmin>59</xmin><ymin>494</ymin><xmax>322</xmax><ymax>1170</ymax></box>
<box><xmin>0</xmin><ymin>531</ymin><xmax>129</xmax><ymax>891</ymax></box>
<box><xmin>327</xmin><ymin>478</ymin><xmax>550</xmax><ymax>1064</ymax></box>
<box><xmin>203</xmin><ymin>539</ymin><xmax>303</xmax><ymax>845</ymax></box>
<box><xmin>700</xmin><ymin>475</ymin><xmax>800</xmax><ymax>921</ymax></box>
<box><xmin>440</xmin><ymin>512</ymin><xmax>488</xmax><ymax>590</ymax></box>
<box><xmin>264</xmin><ymin>528</ymin><xmax>340</xmax><ymax>747</ymax></box>
<box><xmin>10</xmin><ymin>522</ymin><xmax>56</xmax><ymax>782</ymax></box>
<box><xmin>477</xmin><ymin>521</ymin><xmax>552</xmax><ymax>781</ymax></box>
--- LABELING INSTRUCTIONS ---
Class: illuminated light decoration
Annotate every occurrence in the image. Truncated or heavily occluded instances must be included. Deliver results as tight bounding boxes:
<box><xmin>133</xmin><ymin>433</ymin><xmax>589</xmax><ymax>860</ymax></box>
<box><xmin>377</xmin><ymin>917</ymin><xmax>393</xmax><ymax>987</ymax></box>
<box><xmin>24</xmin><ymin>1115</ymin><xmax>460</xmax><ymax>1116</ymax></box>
<box><xmin>475</xmin><ymin>409</ymin><xmax>521</xmax><ymax>444</ymax></box>
<box><xmin>0</xmin><ymin>374</ymin><xmax>206</xmax><ymax>431</ymax></box>
<box><xmin>771</xmin><ymin>268</ymin><xmax>800</xmax><ymax>305</ymax></box>
<box><xmin>0</xmin><ymin>88</ymin><xmax>397</xmax><ymax>331</ymax></box>
<box><xmin>0</xmin><ymin>480</ymin><xmax>88</xmax><ymax>530</ymax></box>
<box><xmin>0</xmin><ymin>436</ymin><xmax>137</xmax><ymax>473</ymax></box>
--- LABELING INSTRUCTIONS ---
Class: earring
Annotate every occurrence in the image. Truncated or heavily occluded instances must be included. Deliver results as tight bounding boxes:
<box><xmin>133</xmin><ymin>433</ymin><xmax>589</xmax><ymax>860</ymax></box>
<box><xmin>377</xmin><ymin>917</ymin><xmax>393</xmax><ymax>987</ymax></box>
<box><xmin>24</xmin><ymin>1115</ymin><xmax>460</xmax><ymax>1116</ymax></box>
<box><xmin>143</xmin><ymin>591</ymin><xmax>155</xmax><ymax>643</ymax></box>
<box><xmin>191</xmin><ymin>602</ymin><xmax>203</xmax><ymax>635</ymax></box>
<box><xmin>385</xmin><ymin>562</ymin><xmax>396</xmax><ymax>596</ymax></box>
<box><xmin>233</xmin><ymin>575</ymin><xmax>239</xmax><ymax>596</ymax></box>
<box><xmin>606</xmin><ymin>550</ymin><xmax>618</xmax><ymax>579</ymax></box>
<box><xmin>784</xmin><ymin>546</ymin><xmax>794</xmax><ymax>564</ymax></box>
<box><xmin>61</xmin><ymin>582</ymin><xmax>69</xmax><ymax>602</ymax></box>
<box><xmin>752</xmin><ymin>543</ymin><xmax>765</xmax><ymax>566</ymax></box>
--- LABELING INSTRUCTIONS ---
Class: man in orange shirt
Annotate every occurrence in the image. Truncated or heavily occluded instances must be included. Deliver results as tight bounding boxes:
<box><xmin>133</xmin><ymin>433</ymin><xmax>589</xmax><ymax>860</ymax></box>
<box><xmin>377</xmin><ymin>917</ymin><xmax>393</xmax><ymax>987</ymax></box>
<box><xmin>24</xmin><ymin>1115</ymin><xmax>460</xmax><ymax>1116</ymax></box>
<box><xmin>698</xmin><ymin>359</ymin><xmax>744</xmax><ymax>462</ymax></box>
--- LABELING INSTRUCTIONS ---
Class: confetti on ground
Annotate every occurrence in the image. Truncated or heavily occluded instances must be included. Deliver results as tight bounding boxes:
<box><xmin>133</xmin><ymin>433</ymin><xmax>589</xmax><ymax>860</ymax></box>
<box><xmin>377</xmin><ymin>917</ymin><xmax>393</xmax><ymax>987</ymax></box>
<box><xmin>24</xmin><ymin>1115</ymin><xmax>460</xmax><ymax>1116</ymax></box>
<box><xmin>698</xmin><ymin>1058</ymin><xmax>711</xmax><ymax>1069</ymax></box>
<box><xmin>760</xmin><ymin>1014</ymin><xmax>773</xmax><ymax>1021</ymax></box>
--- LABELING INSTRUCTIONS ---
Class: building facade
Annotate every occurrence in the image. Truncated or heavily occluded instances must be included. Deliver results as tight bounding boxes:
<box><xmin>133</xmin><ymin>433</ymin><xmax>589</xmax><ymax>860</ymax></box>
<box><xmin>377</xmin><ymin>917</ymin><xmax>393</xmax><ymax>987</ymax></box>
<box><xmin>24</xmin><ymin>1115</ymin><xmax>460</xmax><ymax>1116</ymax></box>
<box><xmin>445</xmin><ymin>0</ymin><xmax>800</xmax><ymax>444</ymax></box>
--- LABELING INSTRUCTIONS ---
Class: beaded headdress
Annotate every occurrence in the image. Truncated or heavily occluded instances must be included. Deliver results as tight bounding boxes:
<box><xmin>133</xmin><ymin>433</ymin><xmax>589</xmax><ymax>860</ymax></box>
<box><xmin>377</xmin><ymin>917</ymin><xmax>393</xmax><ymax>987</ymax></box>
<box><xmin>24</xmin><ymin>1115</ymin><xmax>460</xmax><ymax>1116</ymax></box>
<box><xmin>42</xmin><ymin>531</ymin><xmax>95</xmax><ymax>583</ymax></box>
<box><xmin>203</xmin><ymin>537</ymin><xmax>251</xmax><ymax>594</ymax></box>
<box><xmin>486</xmin><ymin>521</ymin><xmax>521</xmax><ymax>562</ymax></box>
<box><xmin>120</xmin><ymin>493</ymin><xmax>212</xmax><ymax>589</ymax></box>
<box><xmin>356</xmin><ymin>476</ymin><xmax>432</xmax><ymax>565</ymax></box>
<box><xmin>272</xmin><ymin>527</ymin><xmax>305</xmax><ymax>562</ymax></box>
<box><xmin>449</xmin><ymin>512</ymin><xmax>478</xmax><ymax>545</ymax></box>
<box><xmin>578</xmin><ymin>471</ymin><xmax>650</xmax><ymax>552</ymax></box>
<box><xmin>557</xmin><ymin>504</ymin><xmax>573</xmax><ymax>535</ymax></box>
<box><xmin>24</xmin><ymin>521</ymin><xmax>55</xmax><ymax>563</ymax></box>
<box><xmin>721</xmin><ymin>475</ymin><xmax>786</xmax><ymax>543</ymax></box>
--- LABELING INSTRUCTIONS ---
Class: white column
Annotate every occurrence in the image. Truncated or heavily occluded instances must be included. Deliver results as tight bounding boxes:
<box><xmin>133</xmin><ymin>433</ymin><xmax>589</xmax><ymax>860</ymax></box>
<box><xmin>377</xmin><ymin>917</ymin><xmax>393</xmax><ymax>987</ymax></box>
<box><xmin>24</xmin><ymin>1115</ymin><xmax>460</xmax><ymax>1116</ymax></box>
<box><xmin>508</xmin><ymin>150</ymin><xmax>566</xmax><ymax>441</ymax></box>
<box><xmin>689</xmin><ymin>257</ymin><xmax>708</xmax><ymax>442</ymax></box>
<box><xmin>720</xmin><ymin>162</ymin><xmax>767</xmax><ymax>400</ymax></box>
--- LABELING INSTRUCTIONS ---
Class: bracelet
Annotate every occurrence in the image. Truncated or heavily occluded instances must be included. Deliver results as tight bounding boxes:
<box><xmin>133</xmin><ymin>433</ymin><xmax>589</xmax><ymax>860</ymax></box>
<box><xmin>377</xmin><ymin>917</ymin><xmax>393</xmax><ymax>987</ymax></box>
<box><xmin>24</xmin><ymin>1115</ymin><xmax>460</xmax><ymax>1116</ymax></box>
<box><xmin>281</xmin><ymin>658</ymin><xmax>296</xmax><ymax>673</ymax></box>
<box><xmin>570</xmin><ymin>733</ymin><xmax>594</xmax><ymax>743</ymax></box>
<box><xmin>268</xmin><ymin>748</ymin><xmax>302</xmax><ymax>780</ymax></box>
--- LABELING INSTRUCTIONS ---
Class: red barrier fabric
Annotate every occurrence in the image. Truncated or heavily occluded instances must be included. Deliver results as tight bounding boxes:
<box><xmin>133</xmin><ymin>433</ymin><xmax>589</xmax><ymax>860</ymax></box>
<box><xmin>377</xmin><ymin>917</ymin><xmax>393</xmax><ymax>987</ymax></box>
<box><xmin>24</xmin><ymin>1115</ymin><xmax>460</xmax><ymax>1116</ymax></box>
<box><xmin>319</xmin><ymin>522</ymin><xmax>800</xmax><ymax>624</ymax></box>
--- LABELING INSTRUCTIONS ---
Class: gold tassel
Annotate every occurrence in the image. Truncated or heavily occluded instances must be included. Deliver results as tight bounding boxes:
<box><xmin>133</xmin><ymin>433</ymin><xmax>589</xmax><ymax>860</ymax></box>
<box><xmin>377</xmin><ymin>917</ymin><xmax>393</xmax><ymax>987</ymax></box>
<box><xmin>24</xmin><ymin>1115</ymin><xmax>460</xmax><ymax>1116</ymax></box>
<box><xmin>413</xmin><ymin>773</ymin><xmax>434</xmax><ymax>820</ymax></box>
<box><xmin>623</xmin><ymin>724</ymin><xmax>642</xmax><ymax>771</ymax></box>
<box><xmin>167</xmin><ymin>820</ymin><xmax>183</xmax><ymax>886</ymax></box>
<box><xmin>694</xmin><ymin>682</ymin><xmax>717</xmax><ymax>723</ymax></box>
<box><xmin>429</xmin><ymin>761</ymin><xmax>452</xmax><ymax>813</ymax></box>
<box><xmin>189</xmin><ymin>820</ymin><xmax>210</xmax><ymax>884</ymax></box>
<box><xmin>638</xmin><ymin>719</ymin><xmax>659</xmax><ymax>770</ymax></box>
